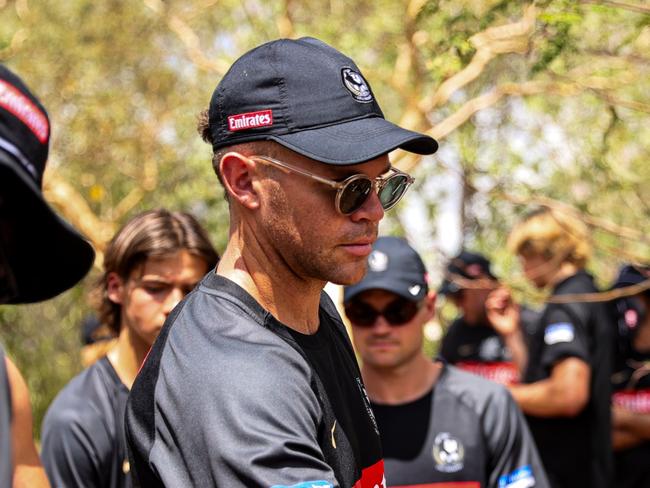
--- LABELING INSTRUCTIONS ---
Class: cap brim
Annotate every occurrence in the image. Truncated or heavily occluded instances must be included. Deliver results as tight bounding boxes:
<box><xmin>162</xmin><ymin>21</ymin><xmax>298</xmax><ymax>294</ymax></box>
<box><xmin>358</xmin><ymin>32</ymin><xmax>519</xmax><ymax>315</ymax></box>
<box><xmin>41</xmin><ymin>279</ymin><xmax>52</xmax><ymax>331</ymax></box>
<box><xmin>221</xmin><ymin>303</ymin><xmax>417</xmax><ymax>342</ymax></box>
<box><xmin>344</xmin><ymin>275</ymin><xmax>427</xmax><ymax>303</ymax></box>
<box><xmin>0</xmin><ymin>152</ymin><xmax>95</xmax><ymax>303</ymax></box>
<box><xmin>270</xmin><ymin>116</ymin><xmax>438</xmax><ymax>165</ymax></box>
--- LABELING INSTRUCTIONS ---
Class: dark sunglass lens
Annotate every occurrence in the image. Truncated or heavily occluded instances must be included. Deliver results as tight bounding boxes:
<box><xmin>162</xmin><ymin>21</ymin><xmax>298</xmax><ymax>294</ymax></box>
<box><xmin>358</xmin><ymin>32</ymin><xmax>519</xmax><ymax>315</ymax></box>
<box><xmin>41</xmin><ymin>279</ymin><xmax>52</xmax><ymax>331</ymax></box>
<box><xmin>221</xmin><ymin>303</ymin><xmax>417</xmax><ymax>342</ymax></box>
<box><xmin>378</xmin><ymin>174</ymin><xmax>409</xmax><ymax>210</ymax></box>
<box><xmin>339</xmin><ymin>178</ymin><xmax>372</xmax><ymax>214</ymax></box>
<box><xmin>383</xmin><ymin>298</ymin><xmax>420</xmax><ymax>325</ymax></box>
<box><xmin>345</xmin><ymin>301</ymin><xmax>378</xmax><ymax>326</ymax></box>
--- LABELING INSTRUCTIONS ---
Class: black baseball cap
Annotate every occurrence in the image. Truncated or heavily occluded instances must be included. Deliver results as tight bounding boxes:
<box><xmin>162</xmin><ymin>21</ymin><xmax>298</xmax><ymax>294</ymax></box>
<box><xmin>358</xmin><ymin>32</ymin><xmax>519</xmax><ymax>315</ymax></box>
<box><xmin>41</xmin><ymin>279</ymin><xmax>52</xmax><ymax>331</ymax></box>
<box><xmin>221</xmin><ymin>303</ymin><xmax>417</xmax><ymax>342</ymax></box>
<box><xmin>208</xmin><ymin>37</ymin><xmax>438</xmax><ymax>165</ymax></box>
<box><xmin>344</xmin><ymin>236</ymin><xmax>428</xmax><ymax>303</ymax></box>
<box><xmin>0</xmin><ymin>65</ymin><xmax>95</xmax><ymax>304</ymax></box>
<box><xmin>612</xmin><ymin>264</ymin><xmax>650</xmax><ymax>289</ymax></box>
<box><xmin>439</xmin><ymin>250</ymin><xmax>496</xmax><ymax>295</ymax></box>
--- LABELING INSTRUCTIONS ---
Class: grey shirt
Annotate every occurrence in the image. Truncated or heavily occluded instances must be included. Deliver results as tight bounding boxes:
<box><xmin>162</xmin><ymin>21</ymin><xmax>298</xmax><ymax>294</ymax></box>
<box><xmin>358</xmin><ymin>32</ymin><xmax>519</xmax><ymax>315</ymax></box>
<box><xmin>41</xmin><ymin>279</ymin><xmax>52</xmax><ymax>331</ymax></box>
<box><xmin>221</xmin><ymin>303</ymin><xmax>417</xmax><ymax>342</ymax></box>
<box><xmin>378</xmin><ymin>364</ymin><xmax>550</xmax><ymax>488</ymax></box>
<box><xmin>126</xmin><ymin>273</ymin><xmax>384</xmax><ymax>488</ymax></box>
<box><xmin>41</xmin><ymin>356</ymin><xmax>131</xmax><ymax>488</ymax></box>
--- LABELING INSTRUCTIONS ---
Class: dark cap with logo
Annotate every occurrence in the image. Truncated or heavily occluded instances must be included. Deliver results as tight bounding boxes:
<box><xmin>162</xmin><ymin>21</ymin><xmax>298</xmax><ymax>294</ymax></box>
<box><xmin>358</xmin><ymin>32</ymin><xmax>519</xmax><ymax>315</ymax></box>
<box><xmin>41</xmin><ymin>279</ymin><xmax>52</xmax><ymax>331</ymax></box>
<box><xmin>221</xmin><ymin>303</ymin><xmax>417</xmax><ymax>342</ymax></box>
<box><xmin>0</xmin><ymin>65</ymin><xmax>95</xmax><ymax>304</ymax></box>
<box><xmin>612</xmin><ymin>264</ymin><xmax>650</xmax><ymax>290</ymax></box>
<box><xmin>439</xmin><ymin>250</ymin><xmax>496</xmax><ymax>295</ymax></box>
<box><xmin>208</xmin><ymin>37</ymin><xmax>438</xmax><ymax>165</ymax></box>
<box><xmin>344</xmin><ymin>236</ymin><xmax>428</xmax><ymax>303</ymax></box>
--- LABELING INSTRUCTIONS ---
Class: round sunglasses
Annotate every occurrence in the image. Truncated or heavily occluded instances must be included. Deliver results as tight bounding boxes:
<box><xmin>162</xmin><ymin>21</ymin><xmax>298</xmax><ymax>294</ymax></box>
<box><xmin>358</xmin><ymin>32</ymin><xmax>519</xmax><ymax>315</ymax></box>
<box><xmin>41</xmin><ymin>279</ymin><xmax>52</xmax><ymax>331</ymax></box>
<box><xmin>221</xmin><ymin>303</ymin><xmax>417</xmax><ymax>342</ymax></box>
<box><xmin>344</xmin><ymin>297</ymin><xmax>423</xmax><ymax>327</ymax></box>
<box><xmin>249</xmin><ymin>155</ymin><xmax>415</xmax><ymax>215</ymax></box>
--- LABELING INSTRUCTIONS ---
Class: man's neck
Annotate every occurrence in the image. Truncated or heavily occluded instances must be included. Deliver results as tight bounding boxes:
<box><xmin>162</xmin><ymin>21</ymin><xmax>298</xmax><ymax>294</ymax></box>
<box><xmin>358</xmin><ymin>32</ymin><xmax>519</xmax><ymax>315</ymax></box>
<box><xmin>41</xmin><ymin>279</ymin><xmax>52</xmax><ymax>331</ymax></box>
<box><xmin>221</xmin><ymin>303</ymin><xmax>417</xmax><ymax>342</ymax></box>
<box><xmin>107</xmin><ymin>327</ymin><xmax>150</xmax><ymax>390</ymax></box>
<box><xmin>362</xmin><ymin>355</ymin><xmax>442</xmax><ymax>405</ymax></box>
<box><xmin>217</xmin><ymin>228</ymin><xmax>324</xmax><ymax>335</ymax></box>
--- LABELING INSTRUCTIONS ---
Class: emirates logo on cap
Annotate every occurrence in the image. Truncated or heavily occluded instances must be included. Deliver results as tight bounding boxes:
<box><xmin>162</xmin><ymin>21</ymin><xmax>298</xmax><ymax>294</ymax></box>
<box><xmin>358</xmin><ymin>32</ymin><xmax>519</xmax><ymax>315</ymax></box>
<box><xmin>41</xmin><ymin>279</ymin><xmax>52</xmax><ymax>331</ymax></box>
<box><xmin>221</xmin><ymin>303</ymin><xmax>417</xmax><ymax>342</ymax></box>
<box><xmin>0</xmin><ymin>79</ymin><xmax>49</xmax><ymax>142</ymax></box>
<box><xmin>227</xmin><ymin>109</ymin><xmax>273</xmax><ymax>132</ymax></box>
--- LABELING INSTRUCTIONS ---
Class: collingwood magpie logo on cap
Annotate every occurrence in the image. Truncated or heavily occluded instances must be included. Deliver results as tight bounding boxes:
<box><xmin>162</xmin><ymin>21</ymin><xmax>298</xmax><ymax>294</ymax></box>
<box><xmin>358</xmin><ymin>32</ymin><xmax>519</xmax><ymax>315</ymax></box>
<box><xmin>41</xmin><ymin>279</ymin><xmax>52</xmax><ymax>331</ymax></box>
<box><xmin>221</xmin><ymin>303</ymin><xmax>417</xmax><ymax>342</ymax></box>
<box><xmin>368</xmin><ymin>250</ymin><xmax>388</xmax><ymax>272</ymax></box>
<box><xmin>341</xmin><ymin>68</ymin><xmax>373</xmax><ymax>103</ymax></box>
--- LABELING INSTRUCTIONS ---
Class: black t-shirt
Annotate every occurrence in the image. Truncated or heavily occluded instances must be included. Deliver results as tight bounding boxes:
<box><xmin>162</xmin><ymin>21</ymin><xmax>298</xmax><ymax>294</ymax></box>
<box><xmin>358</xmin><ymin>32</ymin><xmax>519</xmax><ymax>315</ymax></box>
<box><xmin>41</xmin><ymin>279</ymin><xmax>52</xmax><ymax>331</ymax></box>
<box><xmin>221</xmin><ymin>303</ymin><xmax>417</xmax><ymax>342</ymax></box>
<box><xmin>611</xmin><ymin>299</ymin><xmax>650</xmax><ymax>488</ymax></box>
<box><xmin>371</xmin><ymin>389</ymin><xmax>431</xmax><ymax>461</ymax></box>
<box><xmin>41</xmin><ymin>356</ymin><xmax>131</xmax><ymax>488</ymax></box>
<box><xmin>126</xmin><ymin>273</ymin><xmax>384</xmax><ymax>488</ymax></box>
<box><xmin>0</xmin><ymin>344</ymin><xmax>12</xmax><ymax>488</ymax></box>
<box><xmin>440</xmin><ymin>308</ymin><xmax>539</xmax><ymax>385</ymax></box>
<box><xmin>288</xmin><ymin>315</ymin><xmax>382</xmax><ymax>474</ymax></box>
<box><xmin>524</xmin><ymin>271</ymin><xmax>613</xmax><ymax>488</ymax></box>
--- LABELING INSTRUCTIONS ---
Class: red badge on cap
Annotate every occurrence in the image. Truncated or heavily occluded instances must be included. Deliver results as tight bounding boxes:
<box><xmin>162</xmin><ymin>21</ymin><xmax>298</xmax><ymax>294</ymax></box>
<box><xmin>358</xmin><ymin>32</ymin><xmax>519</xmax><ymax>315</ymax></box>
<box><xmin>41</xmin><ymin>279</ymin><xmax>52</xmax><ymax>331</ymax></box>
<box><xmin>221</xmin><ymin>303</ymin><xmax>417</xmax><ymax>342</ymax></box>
<box><xmin>227</xmin><ymin>109</ymin><xmax>273</xmax><ymax>132</ymax></box>
<box><xmin>0</xmin><ymin>79</ymin><xmax>49</xmax><ymax>143</ymax></box>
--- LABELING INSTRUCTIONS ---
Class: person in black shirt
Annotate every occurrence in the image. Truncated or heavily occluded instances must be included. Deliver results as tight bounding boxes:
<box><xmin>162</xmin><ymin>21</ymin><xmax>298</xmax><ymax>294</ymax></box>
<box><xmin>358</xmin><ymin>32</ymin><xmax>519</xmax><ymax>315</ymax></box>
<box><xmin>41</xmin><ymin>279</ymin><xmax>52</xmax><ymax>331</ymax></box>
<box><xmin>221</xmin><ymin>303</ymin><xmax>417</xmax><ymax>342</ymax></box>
<box><xmin>344</xmin><ymin>237</ymin><xmax>549</xmax><ymax>488</ymax></box>
<box><xmin>125</xmin><ymin>37</ymin><xmax>438</xmax><ymax>487</ymax></box>
<box><xmin>439</xmin><ymin>250</ymin><xmax>537</xmax><ymax>384</ymax></box>
<box><xmin>609</xmin><ymin>264</ymin><xmax>650</xmax><ymax>488</ymax></box>
<box><xmin>0</xmin><ymin>65</ymin><xmax>96</xmax><ymax>487</ymax></box>
<box><xmin>41</xmin><ymin>209</ymin><xmax>218</xmax><ymax>488</ymax></box>
<box><xmin>487</xmin><ymin>207</ymin><xmax>613</xmax><ymax>488</ymax></box>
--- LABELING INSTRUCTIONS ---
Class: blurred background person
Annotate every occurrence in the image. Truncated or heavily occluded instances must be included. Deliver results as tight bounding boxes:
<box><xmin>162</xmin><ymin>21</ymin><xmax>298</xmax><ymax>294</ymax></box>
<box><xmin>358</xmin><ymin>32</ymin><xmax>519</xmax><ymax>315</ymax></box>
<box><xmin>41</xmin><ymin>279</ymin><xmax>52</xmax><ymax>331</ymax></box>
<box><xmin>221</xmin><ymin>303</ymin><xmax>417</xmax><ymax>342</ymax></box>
<box><xmin>344</xmin><ymin>236</ymin><xmax>549</xmax><ymax>488</ymax></box>
<box><xmin>0</xmin><ymin>65</ymin><xmax>95</xmax><ymax>487</ymax></box>
<box><xmin>439</xmin><ymin>250</ymin><xmax>537</xmax><ymax>384</ymax></box>
<box><xmin>40</xmin><ymin>208</ymin><xmax>219</xmax><ymax>488</ymax></box>
<box><xmin>487</xmin><ymin>207</ymin><xmax>613</xmax><ymax>488</ymax></box>
<box><xmin>609</xmin><ymin>264</ymin><xmax>650</xmax><ymax>488</ymax></box>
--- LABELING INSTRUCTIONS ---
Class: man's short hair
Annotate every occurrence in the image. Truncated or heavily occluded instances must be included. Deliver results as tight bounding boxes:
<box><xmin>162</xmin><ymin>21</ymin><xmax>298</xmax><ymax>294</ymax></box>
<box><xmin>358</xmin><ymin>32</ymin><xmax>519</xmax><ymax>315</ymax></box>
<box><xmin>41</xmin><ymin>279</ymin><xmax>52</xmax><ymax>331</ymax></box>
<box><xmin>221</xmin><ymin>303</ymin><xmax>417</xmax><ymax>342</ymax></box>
<box><xmin>94</xmin><ymin>208</ymin><xmax>219</xmax><ymax>335</ymax></box>
<box><xmin>507</xmin><ymin>207</ymin><xmax>591</xmax><ymax>268</ymax></box>
<box><xmin>196</xmin><ymin>110</ymin><xmax>279</xmax><ymax>194</ymax></box>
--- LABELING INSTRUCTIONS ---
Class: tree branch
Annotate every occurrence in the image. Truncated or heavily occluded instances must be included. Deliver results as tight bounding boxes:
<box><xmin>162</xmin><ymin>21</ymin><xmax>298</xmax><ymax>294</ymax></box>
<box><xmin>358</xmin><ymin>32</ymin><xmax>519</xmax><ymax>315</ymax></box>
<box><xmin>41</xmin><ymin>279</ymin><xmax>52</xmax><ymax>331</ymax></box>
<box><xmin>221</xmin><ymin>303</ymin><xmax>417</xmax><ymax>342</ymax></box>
<box><xmin>418</xmin><ymin>4</ymin><xmax>537</xmax><ymax>113</ymax></box>
<box><xmin>495</xmin><ymin>192</ymin><xmax>650</xmax><ymax>244</ymax></box>
<box><xmin>143</xmin><ymin>0</ymin><xmax>230</xmax><ymax>74</ymax></box>
<box><xmin>580</xmin><ymin>0</ymin><xmax>650</xmax><ymax>14</ymax></box>
<box><xmin>42</xmin><ymin>170</ymin><xmax>116</xmax><ymax>253</ymax></box>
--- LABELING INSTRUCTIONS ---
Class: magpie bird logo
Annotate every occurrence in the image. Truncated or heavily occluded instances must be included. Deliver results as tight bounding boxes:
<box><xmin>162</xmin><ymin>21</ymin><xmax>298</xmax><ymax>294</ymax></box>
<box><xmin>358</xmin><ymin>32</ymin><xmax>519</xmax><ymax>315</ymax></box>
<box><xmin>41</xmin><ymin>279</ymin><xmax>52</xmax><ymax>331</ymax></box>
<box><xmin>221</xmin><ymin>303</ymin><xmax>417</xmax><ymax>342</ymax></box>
<box><xmin>341</xmin><ymin>68</ymin><xmax>373</xmax><ymax>103</ymax></box>
<box><xmin>433</xmin><ymin>432</ymin><xmax>464</xmax><ymax>473</ymax></box>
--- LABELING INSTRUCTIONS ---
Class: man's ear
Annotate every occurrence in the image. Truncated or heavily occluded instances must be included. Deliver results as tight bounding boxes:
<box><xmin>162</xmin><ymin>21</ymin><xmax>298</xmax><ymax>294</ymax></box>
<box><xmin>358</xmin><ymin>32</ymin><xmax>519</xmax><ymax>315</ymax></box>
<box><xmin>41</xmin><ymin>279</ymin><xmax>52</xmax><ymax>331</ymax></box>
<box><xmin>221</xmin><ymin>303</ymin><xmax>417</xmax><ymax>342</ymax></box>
<box><xmin>219</xmin><ymin>152</ymin><xmax>261</xmax><ymax>210</ymax></box>
<box><xmin>422</xmin><ymin>290</ymin><xmax>437</xmax><ymax>322</ymax></box>
<box><xmin>106</xmin><ymin>272</ymin><xmax>125</xmax><ymax>305</ymax></box>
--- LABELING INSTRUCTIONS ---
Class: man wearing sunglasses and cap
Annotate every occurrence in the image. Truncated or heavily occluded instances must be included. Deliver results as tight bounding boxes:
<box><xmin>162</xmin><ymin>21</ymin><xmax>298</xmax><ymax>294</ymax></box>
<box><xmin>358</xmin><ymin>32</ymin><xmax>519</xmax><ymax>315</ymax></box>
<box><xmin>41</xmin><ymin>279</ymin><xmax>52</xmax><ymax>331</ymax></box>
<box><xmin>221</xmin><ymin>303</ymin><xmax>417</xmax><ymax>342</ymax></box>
<box><xmin>125</xmin><ymin>38</ymin><xmax>437</xmax><ymax>488</ymax></box>
<box><xmin>0</xmin><ymin>65</ymin><xmax>95</xmax><ymax>486</ymax></box>
<box><xmin>344</xmin><ymin>237</ymin><xmax>548</xmax><ymax>488</ymax></box>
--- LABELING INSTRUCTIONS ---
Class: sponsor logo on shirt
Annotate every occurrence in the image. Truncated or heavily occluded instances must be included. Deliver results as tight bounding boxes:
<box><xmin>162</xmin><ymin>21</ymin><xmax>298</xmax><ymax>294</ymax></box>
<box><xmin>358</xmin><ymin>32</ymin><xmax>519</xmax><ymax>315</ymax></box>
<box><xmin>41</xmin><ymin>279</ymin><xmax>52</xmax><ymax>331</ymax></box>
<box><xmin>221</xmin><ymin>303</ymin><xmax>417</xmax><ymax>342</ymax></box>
<box><xmin>613</xmin><ymin>388</ymin><xmax>650</xmax><ymax>413</ymax></box>
<box><xmin>456</xmin><ymin>361</ymin><xmax>520</xmax><ymax>385</ymax></box>
<box><xmin>544</xmin><ymin>322</ymin><xmax>575</xmax><ymax>345</ymax></box>
<box><xmin>432</xmin><ymin>432</ymin><xmax>464</xmax><ymax>473</ymax></box>
<box><xmin>270</xmin><ymin>482</ymin><xmax>332</xmax><ymax>488</ymax></box>
<box><xmin>227</xmin><ymin>109</ymin><xmax>273</xmax><ymax>131</ymax></box>
<box><xmin>498</xmin><ymin>465</ymin><xmax>535</xmax><ymax>488</ymax></box>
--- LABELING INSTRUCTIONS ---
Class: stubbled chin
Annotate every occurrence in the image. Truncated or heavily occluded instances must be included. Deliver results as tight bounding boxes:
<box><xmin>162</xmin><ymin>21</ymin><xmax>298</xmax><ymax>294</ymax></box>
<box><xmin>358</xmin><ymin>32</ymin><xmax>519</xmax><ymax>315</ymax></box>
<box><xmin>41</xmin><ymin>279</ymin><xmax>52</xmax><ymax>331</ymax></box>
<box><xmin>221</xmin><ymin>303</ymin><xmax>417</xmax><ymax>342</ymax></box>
<box><xmin>328</xmin><ymin>263</ymin><xmax>368</xmax><ymax>286</ymax></box>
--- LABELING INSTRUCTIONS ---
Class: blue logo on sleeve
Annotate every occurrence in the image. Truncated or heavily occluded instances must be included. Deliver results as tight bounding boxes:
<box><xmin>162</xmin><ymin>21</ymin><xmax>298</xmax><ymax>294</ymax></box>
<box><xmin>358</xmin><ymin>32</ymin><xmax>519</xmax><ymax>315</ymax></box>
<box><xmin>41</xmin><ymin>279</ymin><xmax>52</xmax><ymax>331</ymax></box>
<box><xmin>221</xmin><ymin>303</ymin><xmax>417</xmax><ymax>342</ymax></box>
<box><xmin>544</xmin><ymin>322</ymin><xmax>575</xmax><ymax>345</ymax></box>
<box><xmin>271</xmin><ymin>482</ymin><xmax>333</xmax><ymax>488</ymax></box>
<box><xmin>498</xmin><ymin>465</ymin><xmax>535</xmax><ymax>488</ymax></box>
